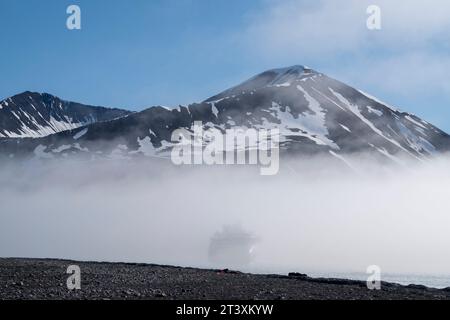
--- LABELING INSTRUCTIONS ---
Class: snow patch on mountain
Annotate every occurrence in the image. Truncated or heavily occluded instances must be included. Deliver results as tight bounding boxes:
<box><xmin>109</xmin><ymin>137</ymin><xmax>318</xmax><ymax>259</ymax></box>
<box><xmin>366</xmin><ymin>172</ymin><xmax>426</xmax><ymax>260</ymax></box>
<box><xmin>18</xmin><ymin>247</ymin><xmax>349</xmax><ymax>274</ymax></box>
<box><xmin>357</xmin><ymin>89</ymin><xmax>401</xmax><ymax>112</ymax></box>
<box><xmin>367</xmin><ymin>106</ymin><xmax>383</xmax><ymax>116</ymax></box>
<box><xmin>340</xmin><ymin>124</ymin><xmax>351</xmax><ymax>132</ymax></box>
<box><xmin>405</xmin><ymin>115</ymin><xmax>427</xmax><ymax>129</ymax></box>
<box><xmin>330</xmin><ymin>87</ymin><xmax>420</xmax><ymax>159</ymax></box>
<box><xmin>267</xmin><ymin>101</ymin><xmax>338</xmax><ymax>149</ymax></box>
<box><xmin>397</xmin><ymin>121</ymin><xmax>436</xmax><ymax>155</ymax></box>
<box><xmin>73</xmin><ymin>128</ymin><xmax>88</xmax><ymax>140</ymax></box>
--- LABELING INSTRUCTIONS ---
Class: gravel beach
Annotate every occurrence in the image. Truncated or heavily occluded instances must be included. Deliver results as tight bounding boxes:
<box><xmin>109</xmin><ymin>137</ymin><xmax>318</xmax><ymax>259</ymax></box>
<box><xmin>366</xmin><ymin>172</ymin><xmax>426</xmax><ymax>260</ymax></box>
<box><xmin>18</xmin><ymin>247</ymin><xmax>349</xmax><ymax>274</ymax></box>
<box><xmin>1</xmin><ymin>258</ymin><xmax>449</xmax><ymax>300</ymax></box>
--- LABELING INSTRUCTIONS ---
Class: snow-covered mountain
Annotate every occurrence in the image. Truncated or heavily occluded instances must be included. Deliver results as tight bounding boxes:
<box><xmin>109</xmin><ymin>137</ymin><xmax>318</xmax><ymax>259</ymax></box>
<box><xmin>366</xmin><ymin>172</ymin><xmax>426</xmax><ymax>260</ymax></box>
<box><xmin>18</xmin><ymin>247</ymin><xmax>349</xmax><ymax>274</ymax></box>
<box><xmin>1</xmin><ymin>66</ymin><xmax>449</xmax><ymax>163</ymax></box>
<box><xmin>0</xmin><ymin>91</ymin><xmax>131</xmax><ymax>138</ymax></box>
<box><xmin>202</xmin><ymin>66</ymin><xmax>450</xmax><ymax>161</ymax></box>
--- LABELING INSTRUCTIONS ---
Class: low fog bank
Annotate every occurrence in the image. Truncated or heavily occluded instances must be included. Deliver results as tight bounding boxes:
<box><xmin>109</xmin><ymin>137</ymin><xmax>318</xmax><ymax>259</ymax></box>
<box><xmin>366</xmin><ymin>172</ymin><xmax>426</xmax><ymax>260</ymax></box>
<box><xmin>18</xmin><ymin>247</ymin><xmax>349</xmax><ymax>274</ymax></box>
<box><xmin>1</xmin><ymin>154</ymin><xmax>450</xmax><ymax>281</ymax></box>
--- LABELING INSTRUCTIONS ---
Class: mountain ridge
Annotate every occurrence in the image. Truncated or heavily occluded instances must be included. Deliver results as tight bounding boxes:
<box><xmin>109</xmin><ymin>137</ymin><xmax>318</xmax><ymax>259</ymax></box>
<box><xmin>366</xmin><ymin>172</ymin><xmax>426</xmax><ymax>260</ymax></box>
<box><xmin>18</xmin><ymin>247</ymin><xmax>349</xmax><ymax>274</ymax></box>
<box><xmin>1</xmin><ymin>65</ymin><xmax>449</xmax><ymax>164</ymax></box>
<box><xmin>0</xmin><ymin>91</ymin><xmax>132</xmax><ymax>138</ymax></box>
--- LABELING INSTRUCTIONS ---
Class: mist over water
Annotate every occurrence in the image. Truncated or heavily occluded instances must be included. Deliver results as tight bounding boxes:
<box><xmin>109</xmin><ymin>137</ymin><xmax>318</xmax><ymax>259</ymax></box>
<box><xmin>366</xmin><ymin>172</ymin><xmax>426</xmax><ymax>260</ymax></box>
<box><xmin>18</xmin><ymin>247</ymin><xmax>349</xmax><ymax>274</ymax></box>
<box><xmin>1</xmin><ymin>155</ymin><xmax>450</xmax><ymax>287</ymax></box>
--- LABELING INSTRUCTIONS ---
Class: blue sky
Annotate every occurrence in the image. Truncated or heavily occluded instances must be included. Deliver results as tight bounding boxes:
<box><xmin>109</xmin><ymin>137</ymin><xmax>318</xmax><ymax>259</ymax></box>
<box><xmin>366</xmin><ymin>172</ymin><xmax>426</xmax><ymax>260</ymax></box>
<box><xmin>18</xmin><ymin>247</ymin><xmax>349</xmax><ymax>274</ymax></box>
<box><xmin>1</xmin><ymin>0</ymin><xmax>450</xmax><ymax>131</ymax></box>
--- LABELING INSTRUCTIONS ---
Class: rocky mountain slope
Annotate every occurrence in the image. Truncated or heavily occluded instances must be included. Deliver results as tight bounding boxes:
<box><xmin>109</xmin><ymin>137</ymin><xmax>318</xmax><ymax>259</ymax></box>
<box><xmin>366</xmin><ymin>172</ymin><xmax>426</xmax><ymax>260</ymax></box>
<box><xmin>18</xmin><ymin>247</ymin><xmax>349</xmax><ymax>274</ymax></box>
<box><xmin>1</xmin><ymin>66</ymin><xmax>449</xmax><ymax>163</ymax></box>
<box><xmin>0</xmin><ymin>91</ymin><xmax>131</xmax><ymax>138</ymax></box>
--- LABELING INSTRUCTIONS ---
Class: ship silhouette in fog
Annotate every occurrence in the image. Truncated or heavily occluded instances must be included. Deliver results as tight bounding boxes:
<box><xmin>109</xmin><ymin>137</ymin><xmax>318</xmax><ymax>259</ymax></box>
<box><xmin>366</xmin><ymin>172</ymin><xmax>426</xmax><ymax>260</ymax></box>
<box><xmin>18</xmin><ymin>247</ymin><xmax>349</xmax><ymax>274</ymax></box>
<box><xmin>208</xmin><ymin>225</ymin><xmax>258</xmax><ymax>268</ymax></box>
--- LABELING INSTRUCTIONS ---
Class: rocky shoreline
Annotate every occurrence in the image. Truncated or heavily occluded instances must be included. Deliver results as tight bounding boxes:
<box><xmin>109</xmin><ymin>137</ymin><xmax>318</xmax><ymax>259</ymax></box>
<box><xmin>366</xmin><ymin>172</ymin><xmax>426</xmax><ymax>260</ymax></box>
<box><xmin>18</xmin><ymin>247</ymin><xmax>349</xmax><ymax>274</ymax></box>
<box><xmin>1</xmin><ymin>258</ymin><xmax>449</xmax><ymax>300</ymax></box>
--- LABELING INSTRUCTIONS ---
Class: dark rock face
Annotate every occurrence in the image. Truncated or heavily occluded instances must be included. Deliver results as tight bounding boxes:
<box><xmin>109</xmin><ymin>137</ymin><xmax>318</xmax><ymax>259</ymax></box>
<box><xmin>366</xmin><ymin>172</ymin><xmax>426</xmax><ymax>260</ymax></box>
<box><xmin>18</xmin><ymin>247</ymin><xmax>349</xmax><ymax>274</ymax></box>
<box><xmin>1</xmin><ymin>66</ymin><xmax>449</xmax><ymax>162</ymax></box>
<box><xmin>0</xmin><ymin>91</ymin><xmax>131</xmax><ymax>138</ymax></box>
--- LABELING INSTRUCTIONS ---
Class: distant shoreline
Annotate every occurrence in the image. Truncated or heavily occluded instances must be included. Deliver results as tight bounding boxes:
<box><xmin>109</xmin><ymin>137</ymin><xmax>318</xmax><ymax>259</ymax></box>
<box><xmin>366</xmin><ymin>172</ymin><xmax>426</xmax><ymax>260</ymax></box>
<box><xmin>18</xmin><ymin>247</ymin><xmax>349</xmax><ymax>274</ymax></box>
<box><xmin>1</xmin><ymin>258</ymin><xmax>449</xmax><ymax>300</ymax></box>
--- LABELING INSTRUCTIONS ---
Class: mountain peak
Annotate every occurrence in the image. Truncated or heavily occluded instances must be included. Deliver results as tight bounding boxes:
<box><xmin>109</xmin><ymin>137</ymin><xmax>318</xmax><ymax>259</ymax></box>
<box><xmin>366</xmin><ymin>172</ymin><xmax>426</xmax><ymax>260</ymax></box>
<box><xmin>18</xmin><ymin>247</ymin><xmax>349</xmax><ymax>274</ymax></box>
<box><xmin>205</xmin><ymin>65</ymin><xmax>318</xmax><ymax>102</ymax></box>
<box><xmin>254</xmin><ymin>65</ymin><xmax>318</xmax><ymax>85</ymax></box>
<box><xmin>264</xmin><ymin>64</ymin><xmax>310</xmax><ymax>76</ymax></box>
<box><xmin>14</xmin><ymin>91</ymin><xmax>45</xmax><ymax>99</ymax></box>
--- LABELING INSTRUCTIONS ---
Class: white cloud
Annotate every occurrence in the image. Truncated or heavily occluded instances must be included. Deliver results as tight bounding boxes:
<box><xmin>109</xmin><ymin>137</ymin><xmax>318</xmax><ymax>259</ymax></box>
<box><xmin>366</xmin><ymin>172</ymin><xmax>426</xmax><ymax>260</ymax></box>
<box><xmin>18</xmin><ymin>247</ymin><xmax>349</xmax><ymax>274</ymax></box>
<box><xmin>239</xmin><ymin>0</ymin><xmax>450</xmax><ymax>115</ymax></box>
<box><xmin>244</xmin><ymin>0</ymin><xmax>364</xmax><ymax>56</ymax></box>
<box><xmin>334</xmin><ymin>52</ymin><xmax>450</xmax><ymax>97</ymax></box>
<box><xmin>244</xmin><ymin>0</ymin><xmax>450</xmax><ymax>57</ymax></box>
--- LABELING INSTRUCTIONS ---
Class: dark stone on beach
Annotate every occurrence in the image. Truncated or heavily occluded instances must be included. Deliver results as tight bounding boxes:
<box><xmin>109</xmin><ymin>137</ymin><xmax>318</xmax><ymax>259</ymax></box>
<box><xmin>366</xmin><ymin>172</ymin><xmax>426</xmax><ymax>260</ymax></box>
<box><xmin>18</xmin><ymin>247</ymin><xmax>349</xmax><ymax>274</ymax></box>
<box><xmin>288</xmin><ymin>272</ymin><xmax>308</xmax><ymax>278</ymax></box>
<box><xmin>215</xmin><ymin>268</ymin><xmax>240</xmax><ymax>274</ymax></box>
<box><xmin>155</xmin><ymin>293</ymin><xmax>167</xmax><ymax>298</ymax></box>
<box><xmin>407</xmin><ymin>284</ymin><xmax>429</xmax><ymax>290</ymax></box>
